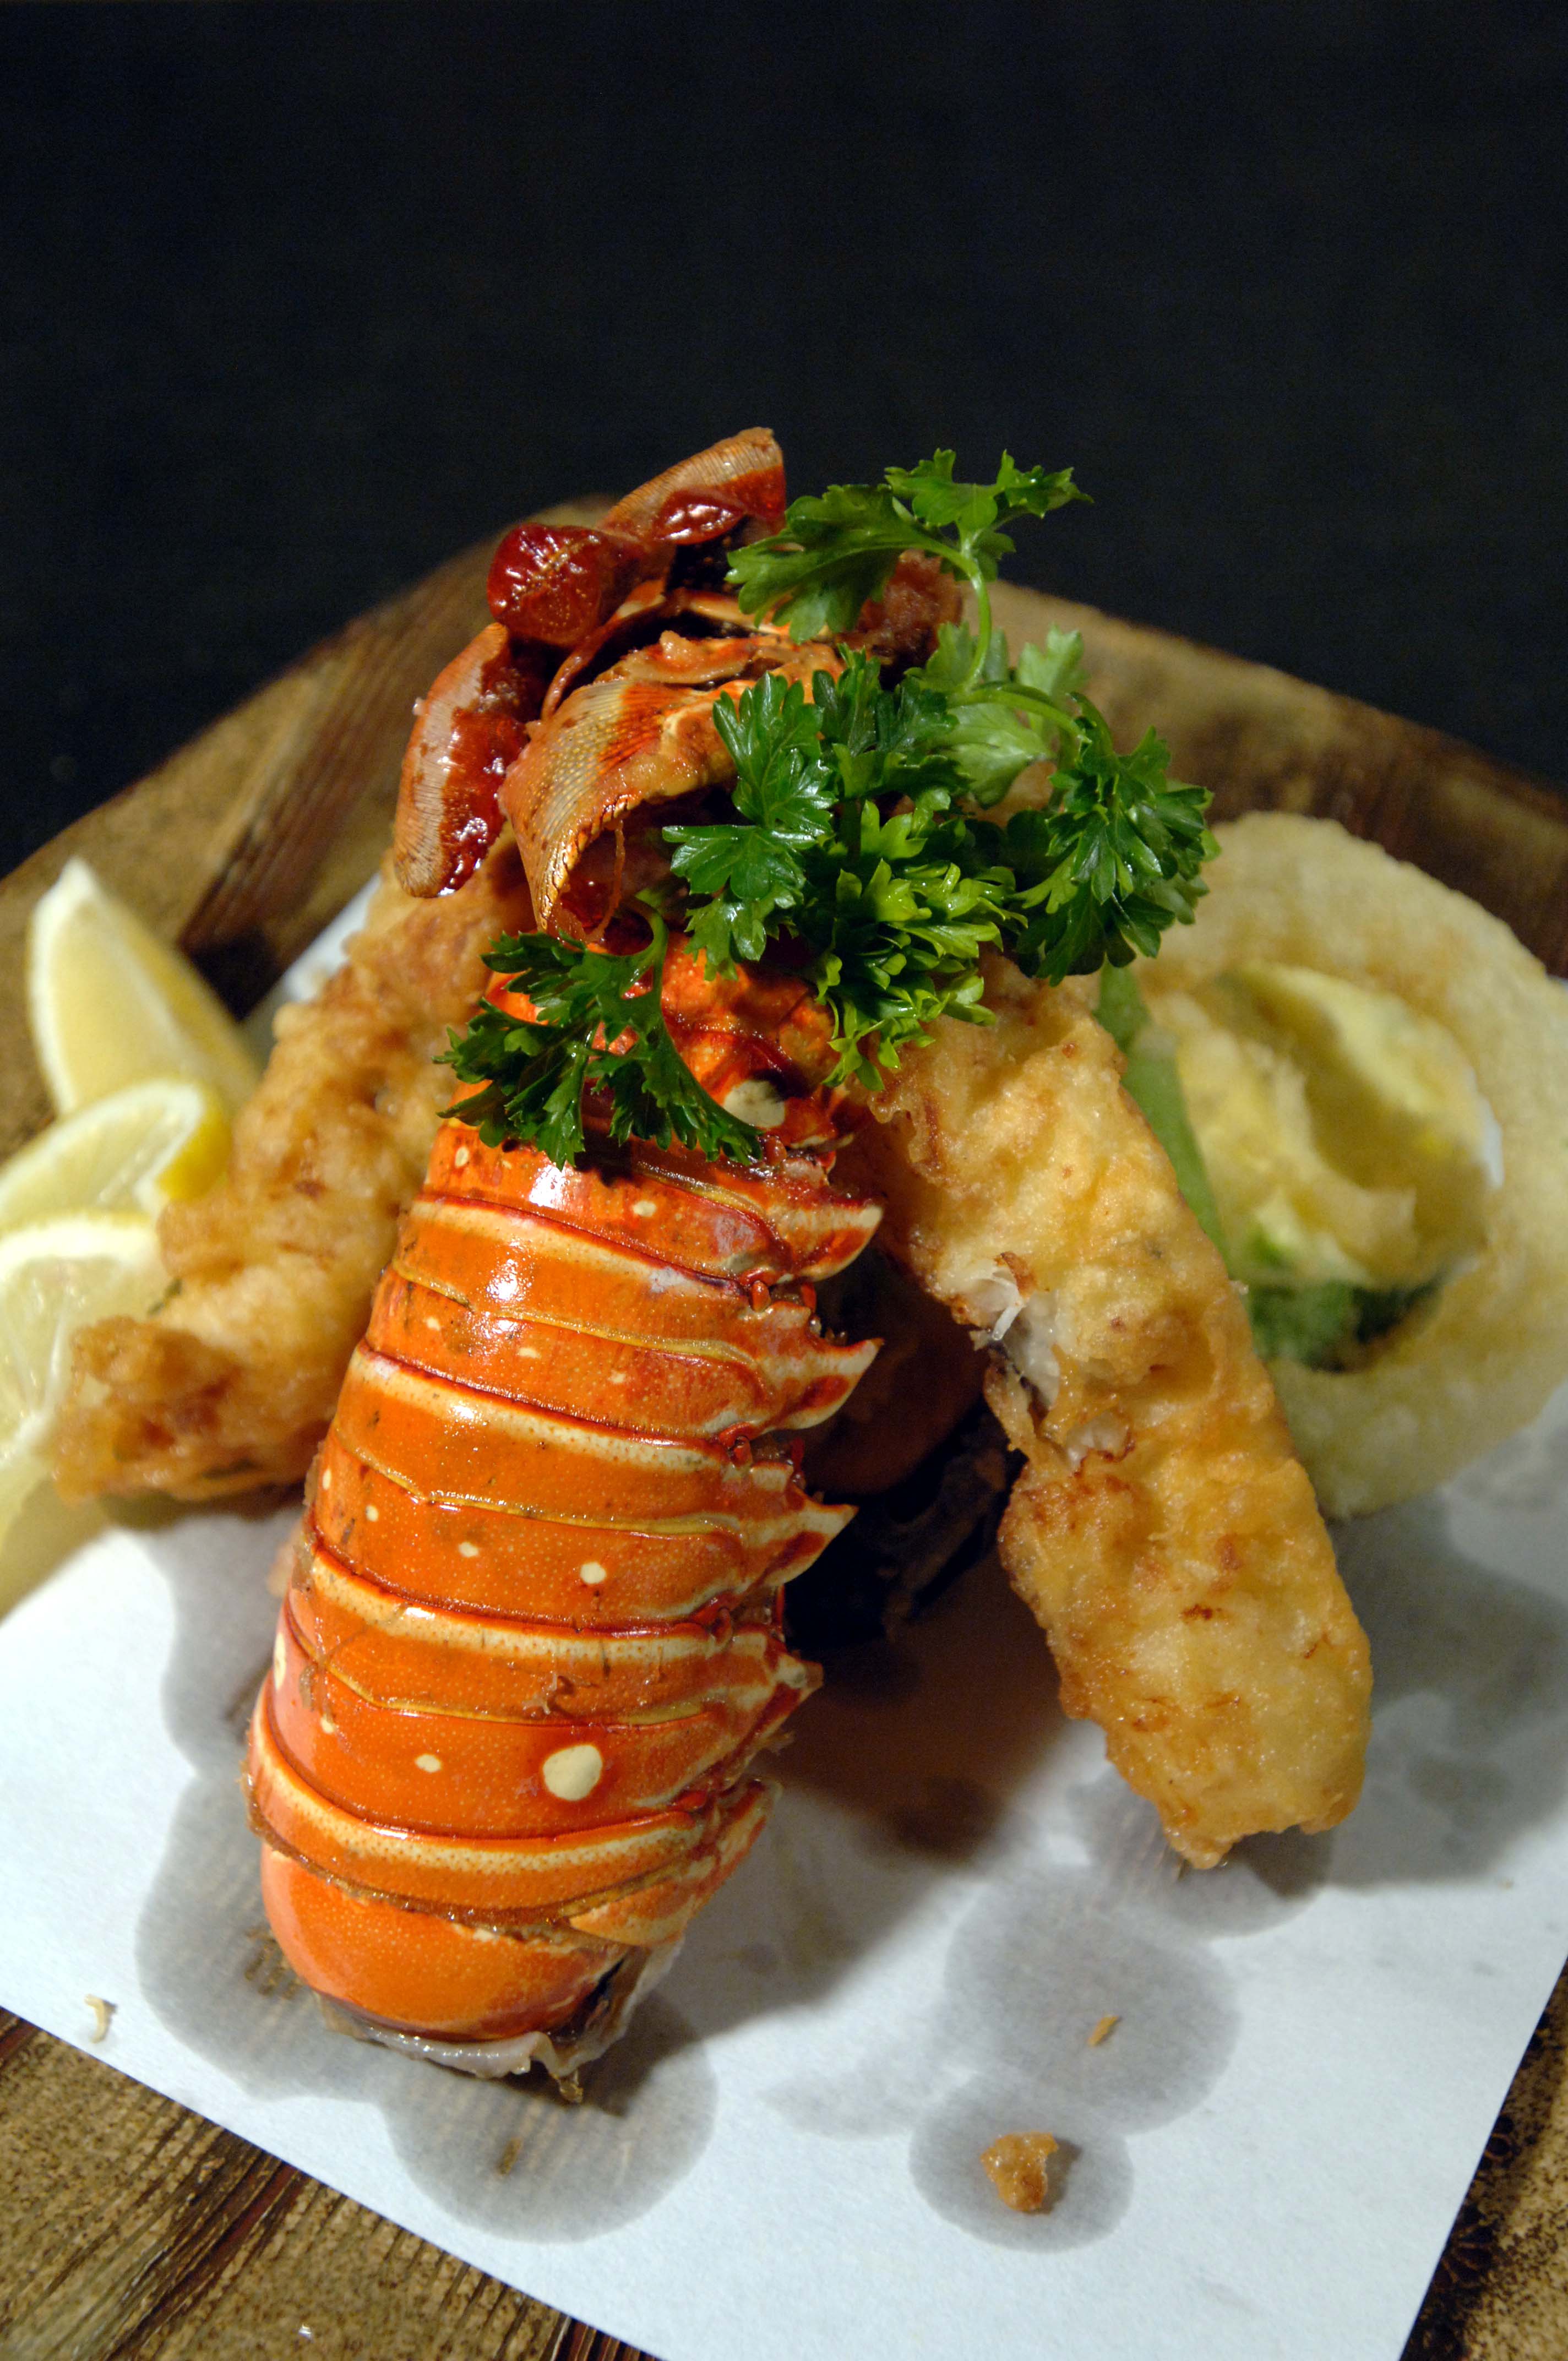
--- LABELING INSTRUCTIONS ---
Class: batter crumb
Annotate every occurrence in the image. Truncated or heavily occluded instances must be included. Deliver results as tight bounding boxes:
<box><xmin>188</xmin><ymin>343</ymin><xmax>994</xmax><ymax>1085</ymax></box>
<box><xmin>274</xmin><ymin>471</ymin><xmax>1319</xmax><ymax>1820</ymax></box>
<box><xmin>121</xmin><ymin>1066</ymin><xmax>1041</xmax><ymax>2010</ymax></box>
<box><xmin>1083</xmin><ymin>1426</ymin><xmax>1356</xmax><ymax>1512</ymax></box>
<box><xmin>84</xmin><ymin>1995</ymin><xmax>115</xmax><ymax>2043</ymax></box>
<box><xmin>981</xmin><ymin>2130</ymin><xmax>1059</xmax><ymax>2213</ymax></box>
<box><xmin>1088</xmin><ymin>2013</ymin><xmax>1119</xmax><ymax>2047</ymax></box>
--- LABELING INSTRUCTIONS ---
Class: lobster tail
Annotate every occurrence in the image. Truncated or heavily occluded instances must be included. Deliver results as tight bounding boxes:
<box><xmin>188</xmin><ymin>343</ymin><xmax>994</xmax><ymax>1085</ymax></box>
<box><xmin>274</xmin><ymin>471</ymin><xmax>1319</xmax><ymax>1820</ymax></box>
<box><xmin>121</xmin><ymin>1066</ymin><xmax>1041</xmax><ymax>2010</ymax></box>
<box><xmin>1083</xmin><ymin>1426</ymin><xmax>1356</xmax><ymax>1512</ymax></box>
<box><xmin>249</xmin><ymin>1111</ymin><xmax>880</xmax><ymax>2070</ymax></box>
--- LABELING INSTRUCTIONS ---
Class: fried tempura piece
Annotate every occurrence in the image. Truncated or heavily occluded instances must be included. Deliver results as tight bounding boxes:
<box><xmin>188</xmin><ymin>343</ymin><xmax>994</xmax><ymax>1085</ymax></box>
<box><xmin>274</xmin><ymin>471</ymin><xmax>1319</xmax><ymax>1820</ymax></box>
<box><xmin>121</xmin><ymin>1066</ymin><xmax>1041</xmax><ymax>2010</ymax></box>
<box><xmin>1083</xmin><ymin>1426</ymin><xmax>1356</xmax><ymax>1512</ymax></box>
<box><xmin>844</xmin><ymin>955</ymin><xmax>1371</xmax><ymax>1867</ymax></box>
<box><xmin>52</xmin><ymin>842</ymin><xmax>533</xmax><ymax>1500</ymax></box>
<box><xmin>981</xmin><ymin>2132</ymin><xmax>1059</xmax><ymax>2213</ymax></box>
<box><xmin>1140</xmin><ymin>815</ymin><xmax>1568</xmax><ymax>1516</ymax></box>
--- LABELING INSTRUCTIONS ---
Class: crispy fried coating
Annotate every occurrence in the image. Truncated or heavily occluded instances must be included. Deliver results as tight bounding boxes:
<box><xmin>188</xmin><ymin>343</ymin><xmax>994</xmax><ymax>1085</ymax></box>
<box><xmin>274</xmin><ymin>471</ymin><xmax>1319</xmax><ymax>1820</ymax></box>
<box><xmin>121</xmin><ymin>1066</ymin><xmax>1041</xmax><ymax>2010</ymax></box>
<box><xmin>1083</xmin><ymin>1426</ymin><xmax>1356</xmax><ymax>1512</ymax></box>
<box><xmin>842</xmin><ymin>956</ymin><xmax>1371</xmax><ymax>1867</ymax></box>
<box><xmin>51</xmin><ymin>842</ymin><xmax>533</xmax><ymax>1501</ymax></box>
<box><xmin>1143</xmin><ymin>816</ymin><xmax>1568</xmax><ymax>1516</ymax></box>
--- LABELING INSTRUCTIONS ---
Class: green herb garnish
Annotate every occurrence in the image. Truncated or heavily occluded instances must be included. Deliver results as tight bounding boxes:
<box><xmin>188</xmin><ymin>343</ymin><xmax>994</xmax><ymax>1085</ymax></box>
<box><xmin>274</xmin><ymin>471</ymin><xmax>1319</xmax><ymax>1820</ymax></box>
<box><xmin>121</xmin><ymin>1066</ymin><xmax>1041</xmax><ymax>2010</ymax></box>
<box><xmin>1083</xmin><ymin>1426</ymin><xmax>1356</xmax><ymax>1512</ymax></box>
<box><xmin>1095</xmin><ymin>966</ymin><xmax>1226</xmax><ymax>1250</ymax></box>
<box><xmin>445</xmin><ymin>452</ymin><xmax>1217</xmax><ymax>1165</ymax></box>
<box><xmin>729</xmin><ymin>451</ymin><xmax>1085</xmax><ymax>659</ymax></box>
<box><xmin>667</xmin><ymin>651</ymin><xmax>1213</xmax><ymax>1089</ymax></box>
<box><xmin>1245</xmin><ymin>1280</ymin><xmax>1432</xmax><ymax>1368</ymax></box>
<box><xmin>440</xmin><ymin>908</ymin><xmax>763</xmax><ymax>1167</ymax></box>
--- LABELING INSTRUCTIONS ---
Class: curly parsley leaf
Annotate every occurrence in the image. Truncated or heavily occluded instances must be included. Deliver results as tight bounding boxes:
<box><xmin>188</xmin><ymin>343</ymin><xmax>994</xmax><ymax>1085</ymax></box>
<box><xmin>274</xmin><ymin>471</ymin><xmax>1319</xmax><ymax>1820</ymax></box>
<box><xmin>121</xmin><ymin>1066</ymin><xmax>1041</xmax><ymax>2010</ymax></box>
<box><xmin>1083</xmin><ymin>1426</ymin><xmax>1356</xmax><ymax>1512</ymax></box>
<box><xmin>730</xmin><ymin>451</ymin><xmax>1087</xmax><ymax>646</ymax></box>
<box><xmin>664</xmin><ymin>671</ymin><xmax>837</xmax><ymax>966</ymax></box>
<box><xmin>661</xmin><ymin>650</ymin><xmax>1214</xmax><ymax>1091</ymax></box>
<box><xmin>906</xmin><ymin>622</ymin><xmax>1087</xmax><ymax>804</ymax></box>
<box><xmin>439</xmin><ymin>909</ymin><xmax>760</xmax><ymax>1168</ymax></box>
<box><xmin>998</xmin><ymin>706</ymin><xmax>1216</xmax><ymax>979</ymax></box>
<box><xmin>813</xmin><ymin>656</ymin><xmax>967</xmax><ymax>809</ymax></box>
<box><xmin>445</xmin><ymin>450</ymin><xmax>1211</xmax><ymax>1167</ymax></box>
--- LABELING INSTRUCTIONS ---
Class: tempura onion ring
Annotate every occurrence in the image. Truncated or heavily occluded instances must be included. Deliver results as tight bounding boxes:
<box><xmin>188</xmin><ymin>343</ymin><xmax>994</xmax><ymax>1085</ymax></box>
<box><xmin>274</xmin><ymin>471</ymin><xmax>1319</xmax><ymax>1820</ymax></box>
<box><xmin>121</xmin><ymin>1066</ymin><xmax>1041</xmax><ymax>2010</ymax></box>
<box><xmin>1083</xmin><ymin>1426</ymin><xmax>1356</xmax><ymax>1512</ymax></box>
<box><xmin>1139</xmin><ymin>814</ymin><xmax>1568</xmax><ymax>1516</ymax></box>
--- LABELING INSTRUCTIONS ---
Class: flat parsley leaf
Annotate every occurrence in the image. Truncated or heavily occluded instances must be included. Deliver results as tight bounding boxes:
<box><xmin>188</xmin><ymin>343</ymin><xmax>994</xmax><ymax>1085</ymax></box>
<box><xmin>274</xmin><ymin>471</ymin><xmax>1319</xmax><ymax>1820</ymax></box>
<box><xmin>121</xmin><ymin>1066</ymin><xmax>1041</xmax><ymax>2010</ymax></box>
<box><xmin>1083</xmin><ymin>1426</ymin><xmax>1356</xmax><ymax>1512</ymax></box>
<box><xmin>884</xmin><ymin>450</ymin><xmax>1084</xmax><ymax>580</ymax></box>
<box><xmin>727</xmin><ymin>483</ymin><xmax>913</xmax><ymax>641</ymax></box>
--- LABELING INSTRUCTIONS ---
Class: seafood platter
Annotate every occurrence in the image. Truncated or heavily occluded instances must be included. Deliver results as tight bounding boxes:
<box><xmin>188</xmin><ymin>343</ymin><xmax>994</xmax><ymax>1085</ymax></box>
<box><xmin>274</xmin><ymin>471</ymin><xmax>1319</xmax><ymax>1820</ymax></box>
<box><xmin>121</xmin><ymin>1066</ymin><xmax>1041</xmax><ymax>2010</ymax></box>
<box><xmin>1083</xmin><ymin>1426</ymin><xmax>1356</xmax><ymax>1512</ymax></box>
<box><xmin>2</xmin><ymin>433</ymin><xmax>1568</xmax><ymax>2357</ymax></box>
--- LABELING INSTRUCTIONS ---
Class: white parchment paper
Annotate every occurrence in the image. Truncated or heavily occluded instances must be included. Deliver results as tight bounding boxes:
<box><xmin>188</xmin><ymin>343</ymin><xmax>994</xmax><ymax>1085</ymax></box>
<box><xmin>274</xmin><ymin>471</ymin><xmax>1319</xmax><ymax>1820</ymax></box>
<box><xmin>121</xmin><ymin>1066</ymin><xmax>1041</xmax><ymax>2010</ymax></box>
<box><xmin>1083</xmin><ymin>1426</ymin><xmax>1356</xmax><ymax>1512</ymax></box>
<box><xmin>3</xmin><ymin>890</ymin><xmax>1567</xmax><ymax>2360</ymax></box>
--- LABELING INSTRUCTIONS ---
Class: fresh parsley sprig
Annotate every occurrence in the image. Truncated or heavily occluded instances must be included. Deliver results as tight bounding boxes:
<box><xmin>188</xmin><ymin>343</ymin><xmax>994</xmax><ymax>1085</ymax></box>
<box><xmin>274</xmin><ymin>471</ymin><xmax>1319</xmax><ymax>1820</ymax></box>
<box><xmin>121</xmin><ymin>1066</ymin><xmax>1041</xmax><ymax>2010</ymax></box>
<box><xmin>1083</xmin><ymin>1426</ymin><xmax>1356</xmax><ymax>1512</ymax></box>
<box><xmin>666</xmin><ymin>651</ymin><xmax>1214</xmax><ymax>1087</ymax></box>
<box><xmin>729</xmin><ymin>451</ymin><xmax>1086</xmax><ymax>687</ymax></box>
<box><xmin>442</xmin><ymin>450</ymin><xmax>1216</xmax><ymax>1166</ymax></box>
<box><xmin>439</xmin><ymin>907</ymin><xmax>762</xmax><ymax>1167</ymax></box>
<box><xmin>994</xmin><ymin>703</ymin><xmax>1216</xmax><ymax>974</ymax></box>
<box><xmin>911</xmin><ymin>620</ymin><xmax>1085</xmax><ymax>804</ymax></box>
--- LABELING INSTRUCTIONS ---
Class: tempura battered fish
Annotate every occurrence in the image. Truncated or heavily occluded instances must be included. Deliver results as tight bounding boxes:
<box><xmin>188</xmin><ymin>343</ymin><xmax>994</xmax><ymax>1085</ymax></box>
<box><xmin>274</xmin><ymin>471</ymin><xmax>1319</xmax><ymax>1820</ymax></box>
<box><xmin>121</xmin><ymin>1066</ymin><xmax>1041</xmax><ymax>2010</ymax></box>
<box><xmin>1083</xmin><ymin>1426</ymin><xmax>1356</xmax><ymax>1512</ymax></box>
<box><xmin>52</xmin><ymin>842</ymin><xmax>533</xmax><ymax>1500</ymax></box>
<box><xmin>843</xmin><ymin>955</ymin><xmax>1371</xmax><ymax>1868</ymax></box>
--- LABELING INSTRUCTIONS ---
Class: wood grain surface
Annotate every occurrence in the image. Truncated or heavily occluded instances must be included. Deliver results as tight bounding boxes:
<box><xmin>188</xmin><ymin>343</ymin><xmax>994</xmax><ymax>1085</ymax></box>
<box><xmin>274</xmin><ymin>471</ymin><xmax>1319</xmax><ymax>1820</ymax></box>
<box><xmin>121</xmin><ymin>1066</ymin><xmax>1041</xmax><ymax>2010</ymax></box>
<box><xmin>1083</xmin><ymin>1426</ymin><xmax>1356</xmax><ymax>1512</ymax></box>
<box><xmin>2</xmin><ymin>539</ymin><xmax>1567</xmax><ymax>2360</ymax></box>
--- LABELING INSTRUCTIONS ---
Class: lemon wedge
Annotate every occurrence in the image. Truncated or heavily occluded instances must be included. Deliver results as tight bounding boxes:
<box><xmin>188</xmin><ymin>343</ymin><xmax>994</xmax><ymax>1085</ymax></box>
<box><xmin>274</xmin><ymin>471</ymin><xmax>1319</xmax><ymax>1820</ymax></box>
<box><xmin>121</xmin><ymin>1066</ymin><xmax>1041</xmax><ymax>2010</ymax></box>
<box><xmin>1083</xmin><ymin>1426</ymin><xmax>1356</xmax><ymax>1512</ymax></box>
<box><xmin>0</xmin><ymin>1210</ymin><xmax>166</xmax><ymax>1551</ymax></box>
<box><xmin>27</xmin><ymin>857</ymin><xmax>259</xmax><ymax>1116</ymax></box>
<box><xmin>0</xmin><ymin>1076</ymin><xmax>231</xmax><ymax>1233</ymax></box>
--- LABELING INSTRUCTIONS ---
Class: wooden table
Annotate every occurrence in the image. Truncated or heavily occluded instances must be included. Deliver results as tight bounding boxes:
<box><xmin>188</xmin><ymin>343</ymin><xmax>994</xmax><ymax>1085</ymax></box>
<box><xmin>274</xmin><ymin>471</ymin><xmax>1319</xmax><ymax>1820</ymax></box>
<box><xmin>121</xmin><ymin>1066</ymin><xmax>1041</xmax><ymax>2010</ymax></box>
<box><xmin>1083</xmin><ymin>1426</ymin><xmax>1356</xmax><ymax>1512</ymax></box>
<box><xmin>3</xmin><ymin>535</ymin><xmax>1568</xmax><ymax>2360</ymax></box>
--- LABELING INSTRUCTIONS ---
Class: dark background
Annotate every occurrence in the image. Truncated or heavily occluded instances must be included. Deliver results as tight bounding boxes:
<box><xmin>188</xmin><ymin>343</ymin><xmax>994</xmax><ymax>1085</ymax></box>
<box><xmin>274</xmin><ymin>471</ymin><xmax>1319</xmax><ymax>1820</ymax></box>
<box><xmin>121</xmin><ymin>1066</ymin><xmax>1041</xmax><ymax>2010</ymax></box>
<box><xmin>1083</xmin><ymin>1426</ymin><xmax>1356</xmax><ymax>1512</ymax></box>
<box><xmin>2</xmin><ymin>0</ymin><xmax>1565</xmax><ymax>878</ymax></box>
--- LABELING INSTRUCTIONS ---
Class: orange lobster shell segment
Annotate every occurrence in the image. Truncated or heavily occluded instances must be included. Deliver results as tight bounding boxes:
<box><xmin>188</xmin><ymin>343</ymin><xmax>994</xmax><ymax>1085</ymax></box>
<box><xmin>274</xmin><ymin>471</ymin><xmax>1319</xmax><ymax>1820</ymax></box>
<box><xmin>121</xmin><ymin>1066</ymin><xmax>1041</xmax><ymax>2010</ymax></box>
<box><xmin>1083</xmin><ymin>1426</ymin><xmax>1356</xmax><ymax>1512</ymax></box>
<box><xmin>260</xmin><ymin>1849</ymin><xmax>617</xmax><ymax>2040</ymax></box>
<box><xmin>269</xmin><ymin>1607</ymin><xmax>808</xmax><ymax>1838</ymax></box>
<box><xmin>566</xmin><ymin>1778</ymin><xmax>774</xmax><ymax>1946</ymax></box>
<box><xmin>427</xmin><ymin>1125</ymin><xmax>881</xmax><ymax>1286</ymax></box>
<box><xmin>292</xmin><ymin>1545</ymin><xmax>803</xmax><ymax>1721</ymax></box>
<box><xmin>333</xmin><ymin>1346</ymin><xmax>823</xmax><ymax>1523</ymax></box>
<box><xmin>250</xmin><ymin>1705</ymin><xmax>716</xmax><ymax>1915</ymax></box>
<box><xmin>375</xmin><ymin>1204</ymin><xmax>877</xmax><ymax>1438</ymax></box>
<box><xmin>309</xmin><ymin>1432</ymin><xmax>848</xmax><ymax>1626</ymax></box>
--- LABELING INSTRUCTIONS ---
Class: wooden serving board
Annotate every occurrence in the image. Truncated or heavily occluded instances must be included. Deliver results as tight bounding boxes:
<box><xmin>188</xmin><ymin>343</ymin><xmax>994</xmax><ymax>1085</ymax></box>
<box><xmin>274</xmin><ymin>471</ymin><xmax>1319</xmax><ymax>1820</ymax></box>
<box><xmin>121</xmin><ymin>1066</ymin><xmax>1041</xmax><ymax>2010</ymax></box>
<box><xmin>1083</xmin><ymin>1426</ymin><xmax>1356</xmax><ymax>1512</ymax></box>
<box><xmin>1</xmin><ymin>535</ymin><xmax>1566</xmax><ymax>2360</ymax></box>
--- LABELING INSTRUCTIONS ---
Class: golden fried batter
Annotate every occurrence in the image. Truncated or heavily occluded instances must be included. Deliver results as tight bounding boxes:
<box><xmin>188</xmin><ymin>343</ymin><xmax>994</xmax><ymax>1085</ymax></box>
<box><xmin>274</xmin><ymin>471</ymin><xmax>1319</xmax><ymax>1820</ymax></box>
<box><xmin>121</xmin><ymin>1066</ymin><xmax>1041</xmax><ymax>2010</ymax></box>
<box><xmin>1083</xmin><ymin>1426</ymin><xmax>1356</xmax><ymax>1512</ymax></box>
<box><xmin>844</xmin><ymin>955</ymin><xmax>1371</xmax><ymax>1867</ymax></box>
<box><xmin>51</xmin><ymin>842</ymin><xmax>533</xmax><ymax>1500</ymax></box>
<box><xmin>1140</xmin><ymin>815</ymin><xmax>1568</xmax><ymax>1516</ymax></box>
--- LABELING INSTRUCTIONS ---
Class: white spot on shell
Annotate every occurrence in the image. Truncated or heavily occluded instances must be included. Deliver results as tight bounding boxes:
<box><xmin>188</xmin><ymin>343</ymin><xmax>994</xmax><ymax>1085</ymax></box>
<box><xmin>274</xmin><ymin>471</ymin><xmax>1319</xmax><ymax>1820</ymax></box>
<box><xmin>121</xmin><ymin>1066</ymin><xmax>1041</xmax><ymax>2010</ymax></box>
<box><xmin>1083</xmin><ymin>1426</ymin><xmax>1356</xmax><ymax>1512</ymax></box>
<box><xmin>542</xmin><ymin>1742</ymin><xmax>603</xmax><ymax>1800</ymax></box>
<box><xmin>454</xmin><ymin>1147</ymin><xmax>470</xmax><ymax>1167</ymax></box>
<box><xmin>415</xmin><ymin>1753</ymin><xmax>443</xmax><ymax>1774</ymax></box>
<box><xmin>458</xmin><ymin>1540</ymin><xmax>480</xmax><ymax>1559</ymax></box>
<box><xmin>631</xmin><ymin>1198</ymin><xmax>657</xmax><ymax>1217</ymax></box>
<box><xmin>516</xmin><ymin>1346</ymin><xmax>540</xmax><ymax>1359</ymax></box>
<box><xmin>424</xmin><ymin>1315</ymin><xmax>440</xmax><ymax>1331</ymax></box>
<box><xmin>272</xmin><ymin>1637</ymin><xmax>286</xmax><ymax>1689</ymax></box>
<box><xmin>579</xmin><ymin>1560</ymin><xmax>608</xmax><ymax>1586</ymax></box>
<box><xmin>318</xmin><ymin>1465</ymin><xmax>332</xmax><ymax>1492</ymax></box>
<box><xmin>722</xmin><ymin>1076</ymin><xmax>787</xmax><ymax>1129</ymax></box>
<box><xmin>319</xmin><ymin>1713</ymin><xmax>337</xmax><ymax>1736</ymax></box>
<box><xmin>364</xmin><ymin>1503</ymin><xmax>379</xmax><ymax>1522</ymax></box>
